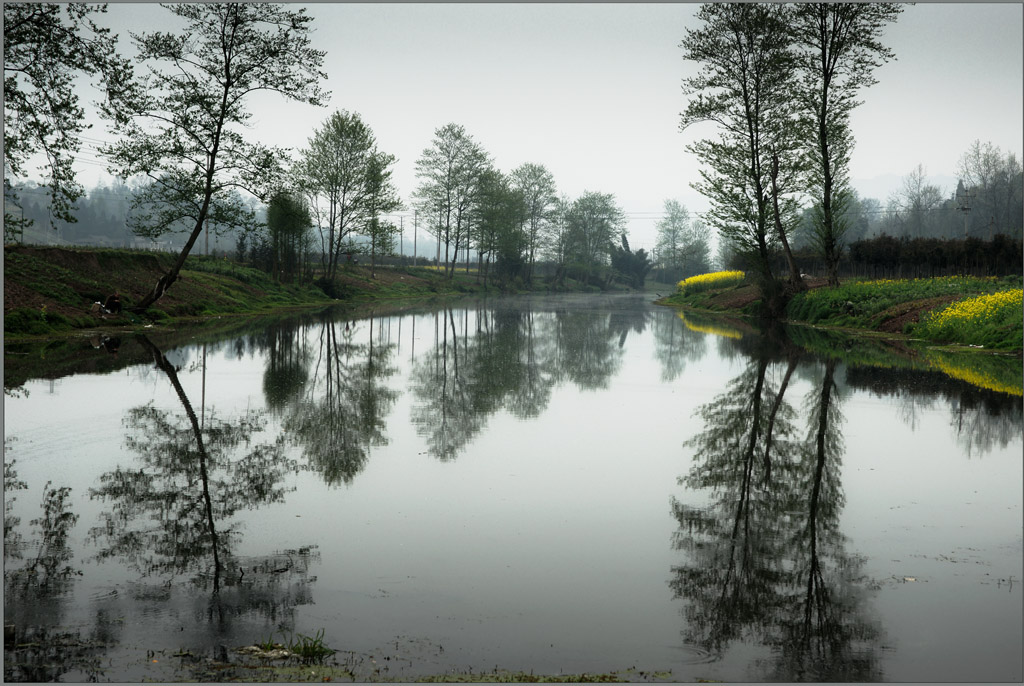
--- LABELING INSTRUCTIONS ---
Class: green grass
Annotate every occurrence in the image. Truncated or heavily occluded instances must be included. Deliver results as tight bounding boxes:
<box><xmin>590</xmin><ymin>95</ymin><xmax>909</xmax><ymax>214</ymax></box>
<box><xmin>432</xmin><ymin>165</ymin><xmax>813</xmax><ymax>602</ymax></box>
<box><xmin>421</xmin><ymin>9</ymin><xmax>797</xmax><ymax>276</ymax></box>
<box><xmin>785</xmin><ymin>275</ymin><xmax>1018</xmax><ymax>327</ymax></box>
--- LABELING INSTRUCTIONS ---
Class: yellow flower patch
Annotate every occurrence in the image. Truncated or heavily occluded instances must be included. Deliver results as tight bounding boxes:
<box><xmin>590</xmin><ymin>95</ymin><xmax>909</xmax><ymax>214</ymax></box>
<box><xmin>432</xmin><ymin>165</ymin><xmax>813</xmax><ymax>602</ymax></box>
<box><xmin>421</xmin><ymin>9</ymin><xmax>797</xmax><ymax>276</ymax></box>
<box><xmin>923</xmin><ymin>289</ymin><xmax>1023</xmax><ymax>331</ymax></box>
<box><xmin>677</xmin><ymin>270</ymin><xmax>745</xmax><ymax>294</ymax></box>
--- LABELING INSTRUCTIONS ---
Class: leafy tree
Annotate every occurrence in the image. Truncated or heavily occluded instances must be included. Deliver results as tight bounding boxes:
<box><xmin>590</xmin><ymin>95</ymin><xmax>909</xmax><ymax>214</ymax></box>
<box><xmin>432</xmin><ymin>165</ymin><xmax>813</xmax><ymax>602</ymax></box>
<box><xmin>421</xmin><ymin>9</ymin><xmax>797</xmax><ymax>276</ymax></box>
<box><xmin>609</xmin><ymin>233</ymin><xmax>652</xmax><ymax>289</ymax></box>
<box><xmin>413</xmin><ymin>123</ymin><xmax>490</xmax><ymax>277</ymax></box>
<box><xmin>680</xmin><ymin>3</ymin><xmax>802</xmax><ymax>295</ymax></box>
<box><xmin>472</xmin><ymin>168</ymin><xmax>528</xmax><ymax>286</ymax></box>
<box><xmin>266</xmin><ymin>190</ymin><xmax>312</xmax><ymax>283</ymax></box>
<box><xmin>294</xmin><ymin>110</ymin><xmax>393</xmax><ymax>282</ymax></box>
<box><xmin>655</xmin><ymin>199</ymin><xmax>712</xmax><ymax>280</ymax></box>
<box><xmin>790</xmin><ymin>3</ymin><xmax>903</xmax><ymax>286</ymax></box>
<box><xmin>362</xmin><ymin>151</ymin><xmax>403</xmax><ymax>278</ymax></box>
<box><xmin>3</xmin><ymin>2</ymin><xmax>130</xmax><ymax>238</ymax></box>
<box><xmin>510</xmin><ymin>162</ymin><xmax>558</xmax><ymax>282</ymax></box>
<box><xmin>562</xmin><ymin>191</ymin><xmax>626</xmax><ymax>286</ymax></box>
<box><xmin>101</xmin><ymin>3</ymin><xmax>328</xmax><ymax>310</ymax></box>
<box><xmin>543</xmin><ymin>193</ymin><xmax>574</xmax><ymax>283</ymax></box>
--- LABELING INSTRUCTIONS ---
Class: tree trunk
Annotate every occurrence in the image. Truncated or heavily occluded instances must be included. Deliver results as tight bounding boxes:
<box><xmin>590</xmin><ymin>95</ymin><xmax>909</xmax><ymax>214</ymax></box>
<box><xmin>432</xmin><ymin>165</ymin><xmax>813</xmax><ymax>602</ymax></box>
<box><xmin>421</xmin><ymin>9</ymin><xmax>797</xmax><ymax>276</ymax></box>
<box><xmin>771</xmin><ymin>152</ymin><xmax>805</xmax><ymax>291</ymax></box>
<box><xmin>132</xmin><ymin>207</ymin><xmax>209</xmax><ymax>311</ymax></box>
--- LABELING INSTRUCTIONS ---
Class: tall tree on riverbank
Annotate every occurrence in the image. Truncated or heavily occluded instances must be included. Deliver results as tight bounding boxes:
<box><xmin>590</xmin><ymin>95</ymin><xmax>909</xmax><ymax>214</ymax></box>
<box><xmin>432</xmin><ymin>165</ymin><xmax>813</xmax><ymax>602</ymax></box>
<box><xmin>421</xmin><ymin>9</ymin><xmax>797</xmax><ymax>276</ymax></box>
<box><xmin>294</xmin><ymin>110</ymin><xmax>397</xmax><ymax>282</ymax></box>
<box><xmin>562</xmin><ymin>191</ymin><xmax>626</xmax><ymax>286</ymax></box>
<box><xmin>266</xmin><ymin>190</ymin><xmax>313</xmax><ymax>283</ymax></box>
<box><xmin>413</xmin><ymin>123</ymin><xmax>490</xmax><ymax>278</ymax></box>
<box><xmin>510</xmin><ymin>163</ymin><xmax>558</xmax><ymax>282</ymax></box>
<box><xmin>680</xmin><ymin>3</ymin><xmax>803</xmax><ymax>295</ymax></box>
<box><xmin>790</xmin><ymin>3</ymin><xmax>903</xmax><ymax>286</ymax></box>
<box><xmin>4</xmin><ymin>3</ymin><xmax>131</xmax><ymax>237</ymax></box>
<box><xmin>101</xmin><ymin>4</ymin><xmax>328</xmax><ymax>310</ymax></box>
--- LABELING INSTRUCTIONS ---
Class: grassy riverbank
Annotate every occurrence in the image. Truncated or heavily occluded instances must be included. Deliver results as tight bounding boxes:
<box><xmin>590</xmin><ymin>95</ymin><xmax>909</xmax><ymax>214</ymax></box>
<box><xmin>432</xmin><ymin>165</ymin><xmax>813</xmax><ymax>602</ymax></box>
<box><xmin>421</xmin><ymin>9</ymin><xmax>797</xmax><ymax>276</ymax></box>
<box><xmin>3</xmin><ymin>246</ymin><xmax>569</xmax><ymax>339</ymax></box>
<box><xmin>660</xmin><ymin>271</ymin><xmax>1024</xmax><ymax>353</ymax></box>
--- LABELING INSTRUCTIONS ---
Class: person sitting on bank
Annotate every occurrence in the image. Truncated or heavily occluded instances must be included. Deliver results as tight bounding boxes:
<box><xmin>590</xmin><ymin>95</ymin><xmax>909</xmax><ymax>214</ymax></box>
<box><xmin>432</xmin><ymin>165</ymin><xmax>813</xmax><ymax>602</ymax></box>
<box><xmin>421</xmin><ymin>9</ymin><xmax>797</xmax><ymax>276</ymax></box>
<box><xmin>104</xmin><ymin>292</ymin><xmax>122</xmax><ymax>314</ymax></box>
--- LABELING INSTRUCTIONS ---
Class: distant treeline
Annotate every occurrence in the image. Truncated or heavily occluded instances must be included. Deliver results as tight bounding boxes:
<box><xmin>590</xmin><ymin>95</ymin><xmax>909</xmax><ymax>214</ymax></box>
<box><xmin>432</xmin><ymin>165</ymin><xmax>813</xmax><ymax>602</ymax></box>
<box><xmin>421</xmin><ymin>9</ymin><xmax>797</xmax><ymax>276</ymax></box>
<box><xmin>775</xmin><ymin>235</ymin><xmax>1023</xmax><ymax>280</ymax></box>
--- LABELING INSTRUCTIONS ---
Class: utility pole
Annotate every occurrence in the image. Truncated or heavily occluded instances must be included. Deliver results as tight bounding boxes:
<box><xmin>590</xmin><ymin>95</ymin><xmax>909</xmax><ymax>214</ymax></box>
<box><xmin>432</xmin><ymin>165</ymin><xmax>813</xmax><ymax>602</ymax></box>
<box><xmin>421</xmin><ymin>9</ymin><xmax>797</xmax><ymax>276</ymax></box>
<box><xmin>413</xmin><ymin>210</ymin><xmax>418</xmax><ymax>266</ymax></box>
<box><xmin>399</xmin><ymin>215</ymin><xmax>404</xmax><ymax>261</ymax></box>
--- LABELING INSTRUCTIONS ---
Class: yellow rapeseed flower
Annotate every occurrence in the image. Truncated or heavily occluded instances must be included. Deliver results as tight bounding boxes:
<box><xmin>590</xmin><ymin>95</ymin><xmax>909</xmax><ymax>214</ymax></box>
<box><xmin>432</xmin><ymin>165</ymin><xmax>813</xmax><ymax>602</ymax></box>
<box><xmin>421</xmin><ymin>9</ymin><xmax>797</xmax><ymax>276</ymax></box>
<box><xmin>677</xmin><ymin>270</ymin><xmax>745</xmax><ymax>294</ymax></box>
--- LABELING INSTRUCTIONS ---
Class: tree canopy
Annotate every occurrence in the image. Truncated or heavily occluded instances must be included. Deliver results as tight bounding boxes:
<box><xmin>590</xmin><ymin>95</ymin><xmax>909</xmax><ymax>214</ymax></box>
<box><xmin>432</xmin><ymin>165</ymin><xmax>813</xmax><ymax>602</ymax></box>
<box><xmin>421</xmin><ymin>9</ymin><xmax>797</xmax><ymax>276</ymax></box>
<box><xmin>101</xmin><ymin>3</ymin><xmax>329</xmax><ymax>309</ymax></box>
<box><xmin>3</xmin><ymin>2</ymin><xmax>130</xmax><ymax>237</ymax></box>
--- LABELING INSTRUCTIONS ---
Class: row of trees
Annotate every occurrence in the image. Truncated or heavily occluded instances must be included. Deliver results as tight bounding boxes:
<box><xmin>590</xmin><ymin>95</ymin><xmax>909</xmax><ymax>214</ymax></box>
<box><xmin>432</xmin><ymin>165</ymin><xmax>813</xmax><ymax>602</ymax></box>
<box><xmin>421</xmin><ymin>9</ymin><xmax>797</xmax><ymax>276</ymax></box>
<box><xmin>681</xmin><ymin>3</ymin><xmax>905</xmax><ymax>298</ymax></box>
<box><xmin>683</xmin><ymin>4</ymin><xmax>1022</xmax><ymax>294</ymax></box>
<box><xmin>5</xmin><ymin>3</ymin><xmax>655</xmax><ymax>301</ymax></box>
<box><xmin>412</xmin><ymin>123</ymin><xmax>651</xmax><ymax>289</ymax></box>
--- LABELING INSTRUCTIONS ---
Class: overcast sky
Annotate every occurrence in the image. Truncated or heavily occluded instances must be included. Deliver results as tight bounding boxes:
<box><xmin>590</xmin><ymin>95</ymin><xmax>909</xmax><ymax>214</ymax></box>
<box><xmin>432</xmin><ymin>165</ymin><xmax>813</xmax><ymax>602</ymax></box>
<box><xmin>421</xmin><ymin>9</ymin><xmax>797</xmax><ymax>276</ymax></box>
<box><xmin>59</xmin><ymin>3</ymin><xmax>1024</xmax><ymax>250</ymax></box>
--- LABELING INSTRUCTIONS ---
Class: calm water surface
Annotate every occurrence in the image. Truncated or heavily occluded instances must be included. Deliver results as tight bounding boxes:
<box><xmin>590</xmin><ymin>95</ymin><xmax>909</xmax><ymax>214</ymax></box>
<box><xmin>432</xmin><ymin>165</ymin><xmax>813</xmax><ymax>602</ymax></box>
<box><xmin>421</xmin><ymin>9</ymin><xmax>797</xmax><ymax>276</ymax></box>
<box><xmin>4</xmin><ymin>294</ymin><xmax>1022</xmax><ymax>682</ymax></box>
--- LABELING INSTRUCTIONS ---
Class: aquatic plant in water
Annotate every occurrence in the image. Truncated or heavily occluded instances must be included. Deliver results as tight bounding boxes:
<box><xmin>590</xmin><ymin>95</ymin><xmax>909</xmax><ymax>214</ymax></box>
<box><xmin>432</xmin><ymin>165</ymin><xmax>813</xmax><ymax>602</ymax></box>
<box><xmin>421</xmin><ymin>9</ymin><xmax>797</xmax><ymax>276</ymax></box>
<box><xmin>286</xmin><ymin>628</ymin><xmax>336</xmax><ymax>663</ymax></box>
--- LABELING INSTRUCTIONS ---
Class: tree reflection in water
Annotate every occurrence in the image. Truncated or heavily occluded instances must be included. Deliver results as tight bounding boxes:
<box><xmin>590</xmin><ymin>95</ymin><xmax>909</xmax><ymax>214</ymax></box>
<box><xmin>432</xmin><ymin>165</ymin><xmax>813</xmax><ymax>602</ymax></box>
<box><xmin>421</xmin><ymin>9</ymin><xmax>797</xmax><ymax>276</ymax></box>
<box><xmin>282</xmin><ymin>313</ymin><xmax>399</xmax><ymax>485</ymax></box>
<box><xmin>670</xmin><ymin>336</ymin><xmax>883</xmax><ymax>682</ymax></box>
<box><xmin>410</xmin><ymin>302</ymin><xmax>651</xmax><ymax>460</ymax></box>
<box><xmin>844</xmin><ymin>365</ymin><xmax>1024</xmax><ymax>458</ymax></box>
<box><xmin>4</xmin><ymin>457</ymin><xmax>113</xmax><ymax>681</ymax></box>
<box><xmin>87</xmin><ymin>335</ymin><xmax>317</xmax><ymax>642</ymax></box>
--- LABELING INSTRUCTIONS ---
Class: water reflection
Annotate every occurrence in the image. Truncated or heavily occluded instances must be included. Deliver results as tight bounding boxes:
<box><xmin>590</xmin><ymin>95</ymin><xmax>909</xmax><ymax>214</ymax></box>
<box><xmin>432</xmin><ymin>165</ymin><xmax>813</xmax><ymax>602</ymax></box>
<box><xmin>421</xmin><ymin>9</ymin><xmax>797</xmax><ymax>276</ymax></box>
<box><xmin>282</xmin><ymin>313</ymin><xmax>399</xmax><ymax>484</ymax></box>
<box><xmin>670</xmin><ymin>333</ymin><xmax>883</xmax><ymax>682</ymax></box>
<box><xmin>407</xmin><ymin>300</ymin><xmax>656</xmax><ymax>460</ymax></box>
<box><xmin>3</xmin><ymin>297</ymin><xmax>1020</xmax><ymax>681</ymax></box>
<box><xmin>87</xmin><ymin>335</ymin><xmax>317</xmax><ymax>639</ymax></box>
<box><xmin>4</xmin><ymin>458</ymin><xmax>112</xmax><ymax>681</ymax></box>
<box><xmin>845</xmin><ymin>365</ymin><xmax>1024</xmax><ymax>458</ymax></box>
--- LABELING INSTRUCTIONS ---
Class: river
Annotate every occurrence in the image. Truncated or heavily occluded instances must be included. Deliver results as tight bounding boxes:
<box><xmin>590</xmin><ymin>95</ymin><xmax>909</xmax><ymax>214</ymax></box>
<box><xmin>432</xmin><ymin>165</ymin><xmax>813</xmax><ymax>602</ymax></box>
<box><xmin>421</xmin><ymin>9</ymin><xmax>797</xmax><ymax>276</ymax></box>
<box><xmin>3</xmin><ymin>293</ymin><xmax>1022</xmax><ymax>682</ymax></box>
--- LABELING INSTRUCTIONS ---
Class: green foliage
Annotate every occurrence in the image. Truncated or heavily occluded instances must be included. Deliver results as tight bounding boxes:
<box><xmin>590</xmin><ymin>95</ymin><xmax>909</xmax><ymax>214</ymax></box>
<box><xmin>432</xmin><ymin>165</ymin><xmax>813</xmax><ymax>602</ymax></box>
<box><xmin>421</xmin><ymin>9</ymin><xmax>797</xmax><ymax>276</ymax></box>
<box><xmin>100</xmin><ymin>3</ymin><xmax>329</xmax><ymax>309</ymax></box>
<box><xmin>473</xmin><ymin>168</ymin><xmax>529</xmax><ymax>285</ymax></box>
<box><xmin>609</xmin><ymin>233</ymin><xmax>652</xmax><ymax>289</ymax></box>
<box><xmin>265</xmin><ymin>191</ymin><xmax>313</xmax><ymax>283</ymax></box>
<box><xmin>680</xmin><ymin>3</ymin><xmax>799</xmax><ymax>279</ymax></box>
<box><xmin>3</xmin><ymin>3</ymin><xmax>131</xmax><ymax>229</ymax></box>
<box><xmin>509</xmin><ymin>163</ymin><xmax>558</xmax><ymax>280</ymax></box>
<box><xmin>790</xmin><ymin>4</ymin><xmax>903</xmax><ymax>285</ymax></box>
<box><xmin>785</xmin><ymin>276</ymin><xmax>1015</xmax><ymax>326</ymax></box>
<box><xmin>285</xmin><ymin>628</ymin><xmax>336</xmax><ymax>664</ymax></box>
<box><xmin>295</xmin><ymin>110</ymin><xmax>400</xmax><ymax>281</ymax></box>
<box><xmin>654</xmin><ymin>199</ymin><xmax>712</xmax><ymax>281</ymax></box>
<box><xmin>561</xmin><ymin>191</ymin><xmax>626</xmax><ymax>285</ymax></box>
<box><xmin>413</xmin><ymin>123</ymin><xmax>491</xmax><ymax>278</ymax></box>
